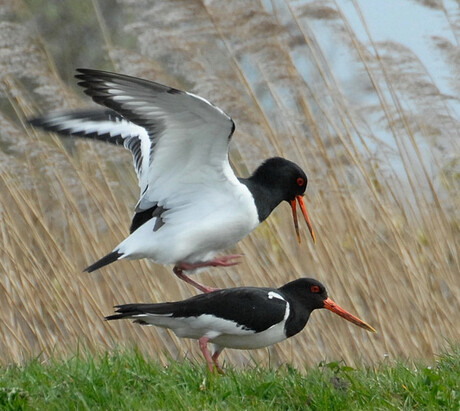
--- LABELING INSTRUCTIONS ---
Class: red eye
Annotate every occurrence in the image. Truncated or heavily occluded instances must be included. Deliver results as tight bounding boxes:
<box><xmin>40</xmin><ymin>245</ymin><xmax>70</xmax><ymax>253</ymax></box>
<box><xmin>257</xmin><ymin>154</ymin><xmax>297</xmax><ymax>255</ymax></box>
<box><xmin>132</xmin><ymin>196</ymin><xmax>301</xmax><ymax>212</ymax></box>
<box><xmin>297</xmin><ymin>177</ymin><xmax>304</xmax><ymax>186</ymax></box>
<box><xmin>311</xmin><ymin>285</ymin><xmax>320</xmax><ymax>293</ymax></box>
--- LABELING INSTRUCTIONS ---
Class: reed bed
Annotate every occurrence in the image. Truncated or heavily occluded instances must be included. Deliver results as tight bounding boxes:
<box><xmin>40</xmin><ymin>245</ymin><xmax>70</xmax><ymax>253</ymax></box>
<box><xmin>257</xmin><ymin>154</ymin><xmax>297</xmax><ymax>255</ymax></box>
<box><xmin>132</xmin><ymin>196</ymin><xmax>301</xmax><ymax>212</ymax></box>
<box><xmin>0</xmin><ymin>0</ymin><xmax>458</xmax><ymax>368</ymax></box>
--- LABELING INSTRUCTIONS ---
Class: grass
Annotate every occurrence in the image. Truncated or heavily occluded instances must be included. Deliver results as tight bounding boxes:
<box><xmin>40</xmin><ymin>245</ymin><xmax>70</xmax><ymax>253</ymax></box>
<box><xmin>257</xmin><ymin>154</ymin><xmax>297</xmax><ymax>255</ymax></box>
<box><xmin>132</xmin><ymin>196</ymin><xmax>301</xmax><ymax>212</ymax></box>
<box><xmin>0</xmin><ymin>346</ymin><xmax>458</xmax><ymax>410</ymax></box>
<box><xmin>0</xmin><ymin>0</ymin><xmax>458</xmax><ymax>371</ymax></box>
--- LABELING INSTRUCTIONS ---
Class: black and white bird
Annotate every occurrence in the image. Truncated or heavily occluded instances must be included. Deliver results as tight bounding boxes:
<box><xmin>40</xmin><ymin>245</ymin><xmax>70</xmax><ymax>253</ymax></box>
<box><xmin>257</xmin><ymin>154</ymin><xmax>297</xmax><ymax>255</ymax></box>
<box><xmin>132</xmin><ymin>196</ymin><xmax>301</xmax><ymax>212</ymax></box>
<box><xmin>29</xmin><ymin>69</ymin><xmax>316</xmax><ymax>293</ymax></box>
<box><xmin>105</xmin><ymin>278</ymin><xmax>376</xmax><ymax>372</ymax></box>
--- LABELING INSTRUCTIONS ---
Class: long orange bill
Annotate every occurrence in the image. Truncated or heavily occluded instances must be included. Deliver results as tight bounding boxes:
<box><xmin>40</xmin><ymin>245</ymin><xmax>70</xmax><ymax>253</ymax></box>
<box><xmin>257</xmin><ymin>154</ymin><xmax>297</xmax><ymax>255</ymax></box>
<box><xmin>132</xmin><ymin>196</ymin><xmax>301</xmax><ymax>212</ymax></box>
<box><xmin>323</xmin><ymin>298</ymin><xmax>376</xmax><ymax>332</ymax></box>
<box><xmin>290</xmin><ymin>199</ymin><xmax>302</xmax><ymax>243</ymax></box>
<box><xmin>291</xmin><ymin>195</ymin><xmax>316</xmax><ymax>243</ymax></box>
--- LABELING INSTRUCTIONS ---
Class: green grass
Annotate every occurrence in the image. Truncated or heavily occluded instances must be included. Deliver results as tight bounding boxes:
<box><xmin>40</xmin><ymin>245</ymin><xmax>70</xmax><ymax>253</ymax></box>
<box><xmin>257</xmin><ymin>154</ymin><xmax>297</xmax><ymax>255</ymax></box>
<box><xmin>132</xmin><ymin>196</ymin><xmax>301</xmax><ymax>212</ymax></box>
<box><xmin>0</xmin><ymin>347</ymin><xmax>458</xmax><ymax>410</ymax></box>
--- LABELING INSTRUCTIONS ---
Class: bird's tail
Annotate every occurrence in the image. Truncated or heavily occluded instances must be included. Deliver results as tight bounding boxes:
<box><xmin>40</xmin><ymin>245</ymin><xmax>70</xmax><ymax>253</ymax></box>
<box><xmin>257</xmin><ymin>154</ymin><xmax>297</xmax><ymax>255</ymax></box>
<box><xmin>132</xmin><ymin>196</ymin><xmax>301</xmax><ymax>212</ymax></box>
<box><xmin>84</xmin><ymin>250</ymin><xmax>123</xmax><ymax>273</ymax></box>
<box><xmin>105</xmin><ymin>304</ymin><xmax>146</xmax><ymax>321</ymax></box>
<box><xmin>105</xmin><ymin>303</ymin><xmax>175</xmax><ymax>324</ymax></box>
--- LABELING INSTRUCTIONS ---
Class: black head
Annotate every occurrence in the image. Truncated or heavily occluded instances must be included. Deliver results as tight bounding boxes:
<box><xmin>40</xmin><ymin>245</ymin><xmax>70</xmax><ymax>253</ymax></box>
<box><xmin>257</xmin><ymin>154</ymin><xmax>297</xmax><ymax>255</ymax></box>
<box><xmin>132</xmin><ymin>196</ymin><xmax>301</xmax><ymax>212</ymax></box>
<box><xmin>243</xmin><ymin>157</ymin><xmax>316</xmax><ymax>242</ymax></box>
<box><xmin>251</xmin><ymin>157</ymin><xmax>308</xmax><ymax>201</ymax></box>
<box><xmin>279</xmin><ymin>278</ymin><xmax>376</xmax><ymax>333</ymax></box>
<box><xmin>279</xmin><ymin>278</ymin><xmax>328</xmax><ymax>311</ymax></box>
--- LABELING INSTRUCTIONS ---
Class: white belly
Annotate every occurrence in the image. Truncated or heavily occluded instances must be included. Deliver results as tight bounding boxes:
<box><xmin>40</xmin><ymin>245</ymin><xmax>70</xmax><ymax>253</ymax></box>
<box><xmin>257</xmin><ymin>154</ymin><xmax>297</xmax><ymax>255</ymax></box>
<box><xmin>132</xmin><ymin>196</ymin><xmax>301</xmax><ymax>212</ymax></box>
<box><xmin>118</xmin><ymin>181</ymin><xmax>260</xmax><ymax>265</ymax></box>
<box><xmin>142</xmin><ymin>313</ymin><xmax>288</xmax><ymax>350</ymax></box>
<box><xmin>210</xmin><ymin>321</ymin><xmax>288</xmax><ymax>350</ymax></box>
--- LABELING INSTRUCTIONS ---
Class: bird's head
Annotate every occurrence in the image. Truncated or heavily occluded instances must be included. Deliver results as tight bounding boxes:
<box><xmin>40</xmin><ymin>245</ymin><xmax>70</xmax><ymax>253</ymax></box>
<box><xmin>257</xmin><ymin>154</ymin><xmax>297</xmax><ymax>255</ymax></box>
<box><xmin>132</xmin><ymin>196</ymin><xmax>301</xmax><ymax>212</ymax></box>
<box><xmin>252</xmin><ymin>157</ymin><xmax>316</xmax><ymax>243</ymax></box>
<box><xmin>281</xmin><ymin>278</ymin><xmax>376</xmax><ymax>333</ymax></box>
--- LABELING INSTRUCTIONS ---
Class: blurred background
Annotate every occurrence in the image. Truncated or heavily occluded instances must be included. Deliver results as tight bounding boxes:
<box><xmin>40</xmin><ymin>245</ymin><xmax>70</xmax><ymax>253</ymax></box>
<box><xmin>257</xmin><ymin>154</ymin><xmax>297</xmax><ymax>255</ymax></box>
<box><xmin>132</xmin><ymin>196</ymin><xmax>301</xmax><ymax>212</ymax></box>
<box><xmin>0</xmin><ymin>0</ymin><xmax>458</xmax><ymax>368</ymax></box>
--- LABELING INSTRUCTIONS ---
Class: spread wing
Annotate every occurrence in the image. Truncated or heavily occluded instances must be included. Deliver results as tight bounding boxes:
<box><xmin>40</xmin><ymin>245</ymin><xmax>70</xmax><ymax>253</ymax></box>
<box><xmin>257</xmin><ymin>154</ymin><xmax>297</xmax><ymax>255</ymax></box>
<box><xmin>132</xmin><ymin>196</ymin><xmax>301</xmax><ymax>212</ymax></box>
<box><xmin>74</xmin><ymin>68</ymin><xmax>236</xmax><ymax>212</ymax></box>
<box><xmin>29</xmin><ymin>69</ymin><xmax>237</xmax><ymax>214</ymax></box>
<box><xmin>28</xmin><ymin>108</ymin><xmax>151</xmax><ymax>190</ymax></box>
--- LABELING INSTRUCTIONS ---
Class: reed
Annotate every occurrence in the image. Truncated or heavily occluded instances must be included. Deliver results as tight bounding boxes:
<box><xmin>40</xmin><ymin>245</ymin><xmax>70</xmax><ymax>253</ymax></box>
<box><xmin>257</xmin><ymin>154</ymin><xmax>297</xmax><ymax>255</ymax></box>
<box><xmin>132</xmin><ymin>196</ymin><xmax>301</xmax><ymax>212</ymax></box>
<box><xmin>0</xmin><ymin>0</ymin><xmax>458</xmax><ymax>368</ymax></box>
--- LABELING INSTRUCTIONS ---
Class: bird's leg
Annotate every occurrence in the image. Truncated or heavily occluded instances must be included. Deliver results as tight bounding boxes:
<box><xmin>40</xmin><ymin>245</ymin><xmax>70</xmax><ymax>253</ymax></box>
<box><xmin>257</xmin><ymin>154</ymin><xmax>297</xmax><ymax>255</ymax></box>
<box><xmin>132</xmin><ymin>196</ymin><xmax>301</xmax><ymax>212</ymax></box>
<box><xmin>212</xmin><ymin>349</ymin><xmax>224</xmax><ymax>374</ymax></box>
<box><xmin>173</xmin><ymin>255</ymin><xmax>243</xmax><ymax>293</ymax></box>
<box><xmin>173</xmin><ymin>266</ymin><xmax>218</xmax><ymax>293</ymax></box>
<box><xmin>199</xmin><ymin>337</ymin><xmax>215</xmax><ymax>373</ymax></box>
<box><xmin>207</xmin><ymin>254</ymin><xmax>243</xmax><ymax>267</ymax></box>
<box><xmin>177</xmin><ymin>254</ymin><xmax>243</xmax><ymax>270</ymax></box>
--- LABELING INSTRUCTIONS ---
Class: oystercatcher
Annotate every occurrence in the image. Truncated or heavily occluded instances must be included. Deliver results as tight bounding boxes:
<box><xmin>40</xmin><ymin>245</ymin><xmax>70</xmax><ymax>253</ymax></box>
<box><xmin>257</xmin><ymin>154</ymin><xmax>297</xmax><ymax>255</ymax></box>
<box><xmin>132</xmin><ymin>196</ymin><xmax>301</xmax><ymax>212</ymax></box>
<box><xmin>105</xmin><ymin>278</ymin><xmax>376</xmax><ymax>372</ymax></box>
<box><xmin>29</xmin><ymin>69</ymin><xmax>316</xmax><ymax>292</ymax></box>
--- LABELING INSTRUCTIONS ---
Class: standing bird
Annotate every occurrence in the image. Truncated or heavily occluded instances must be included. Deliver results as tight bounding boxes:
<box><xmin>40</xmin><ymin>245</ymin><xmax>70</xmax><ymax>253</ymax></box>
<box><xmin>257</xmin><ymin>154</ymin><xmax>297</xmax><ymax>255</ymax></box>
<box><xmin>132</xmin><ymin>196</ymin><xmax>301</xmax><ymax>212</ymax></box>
<box><xmin>29</xmin><ymin>69</ymin><xmax>316</xmax><ymax>293</ymax></box>
<box><xmin>106</xmin><ymin>278</ymin><xmax>376</xmax><ymax>373</ymax></box>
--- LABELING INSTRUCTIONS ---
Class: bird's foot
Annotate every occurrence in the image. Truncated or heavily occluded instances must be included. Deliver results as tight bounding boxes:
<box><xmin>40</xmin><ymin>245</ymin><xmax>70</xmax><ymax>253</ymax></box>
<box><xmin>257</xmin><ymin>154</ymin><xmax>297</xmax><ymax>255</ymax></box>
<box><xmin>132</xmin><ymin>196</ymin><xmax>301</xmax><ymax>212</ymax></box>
<box><xmin>212</xmin><ymin>350</ymin><xmax>224</xmax><ymax>374</ymax></box>
<box><xmin>173</xmin><ymin>266</ymin><xmax>218</xmax><ymax>293</ymax></box>
<box><xmin>199</xmin><ymin>337</ymin><xmax>224</xmax><ymax>374</ymax></box>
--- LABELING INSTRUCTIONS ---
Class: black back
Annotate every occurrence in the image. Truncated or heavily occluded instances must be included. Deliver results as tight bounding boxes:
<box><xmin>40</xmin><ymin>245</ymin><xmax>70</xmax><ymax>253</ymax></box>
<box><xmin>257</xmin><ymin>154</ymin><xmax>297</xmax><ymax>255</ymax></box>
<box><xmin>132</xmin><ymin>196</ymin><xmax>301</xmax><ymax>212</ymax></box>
<box><xmin>107</xmin><ymin>286</ymin><xmax>287</xmax><ymax>333</ymax></box>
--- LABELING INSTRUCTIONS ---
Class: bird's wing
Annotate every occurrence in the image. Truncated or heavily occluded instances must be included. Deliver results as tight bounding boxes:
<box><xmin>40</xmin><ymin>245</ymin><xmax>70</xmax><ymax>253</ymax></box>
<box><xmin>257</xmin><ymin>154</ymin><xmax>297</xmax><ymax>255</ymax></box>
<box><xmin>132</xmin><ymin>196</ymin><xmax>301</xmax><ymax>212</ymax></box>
<box><xmin>28</xmin><ymin>108</ymin><xmax>151</xmax><ymax>191</ymax></box>
<box><xmin>106</xmin><ymin>288</ymin><xmax>287</xmax><ymax>334</ymax></box>
<box><xmin>74</xmin><ymin>69</ymin><xmax>236</xmax><ymax>212</ymax></box>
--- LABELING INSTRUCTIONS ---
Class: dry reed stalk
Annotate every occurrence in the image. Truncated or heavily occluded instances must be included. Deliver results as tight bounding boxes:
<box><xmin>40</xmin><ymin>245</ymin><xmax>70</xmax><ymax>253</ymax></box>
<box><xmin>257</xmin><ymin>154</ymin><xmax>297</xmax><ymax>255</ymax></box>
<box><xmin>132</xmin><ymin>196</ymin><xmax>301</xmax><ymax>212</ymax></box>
<box><xmin>0</xmin><ymin>0</ymin><xmax>457</xmax><ymax>368</ymax></box>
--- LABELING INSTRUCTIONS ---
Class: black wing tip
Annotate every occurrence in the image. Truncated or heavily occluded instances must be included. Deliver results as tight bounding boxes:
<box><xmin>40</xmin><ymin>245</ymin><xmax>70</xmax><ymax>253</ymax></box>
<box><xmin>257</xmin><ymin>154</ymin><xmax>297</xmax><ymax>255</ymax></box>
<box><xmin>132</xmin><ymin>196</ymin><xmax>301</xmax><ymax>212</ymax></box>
<box><xmin>75</xmin><ymin>67</ymin><xmax>104</xmax><ymax>77</ymax></box>
<box><xmin>105</xmin><ymin>314</ymin><xmax>122</xmax><ymax>321</ymax></box>
<box><xmin>84</xmin><ymin>250</ymin><xmax>122</xmax><ymax>273</ymax></box>
<box><xmin>27</xmin><ymin>115</ymin><xmax>59</xmax><ymax>131</ymax></box>
<box><xmin>75</xmin><ymin>68</ymin><xmax>173</xmax><ymax>94</ymax></box>
<box><xmin>75</xmin><ymin>68</ymin><xmax>131</xmax><ymax>83</ymax></box>
<box><xmin>229</xmin><ymin>120</ymin><xmax>236</xmax><ymax>140</ymax></box>
<box><xmin>166</xmin><ymin>87</ymin><xmax>182</xmax><ymax>95</ymax></box>
<box><xmin>75</xmin><ymin>69</ymin><xmax>97</xmax><ymax>84</ymax></box>
<box><xmin>75</xmin><ymin>68</ymin><xmax>111</xmax><ymax>86</ymax></box>
<box><xmin>27</xmin><ymin>116</ymin><xmax>45</xmax><ymax>127</ymax></box>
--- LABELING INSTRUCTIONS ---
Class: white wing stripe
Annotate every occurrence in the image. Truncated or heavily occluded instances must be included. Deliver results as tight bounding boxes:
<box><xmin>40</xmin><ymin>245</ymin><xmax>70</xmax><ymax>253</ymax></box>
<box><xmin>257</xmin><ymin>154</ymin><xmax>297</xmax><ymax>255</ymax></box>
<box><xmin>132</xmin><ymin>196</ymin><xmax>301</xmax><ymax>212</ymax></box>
<box><xmin>43</xmin><ymin>70</ymin><xmax>239</xmax><ymax>223</ymax></box>
<box><xmin>185</xmin><ymin>91</ymin><xmax>230</xmax><ymax>119</ymax></box>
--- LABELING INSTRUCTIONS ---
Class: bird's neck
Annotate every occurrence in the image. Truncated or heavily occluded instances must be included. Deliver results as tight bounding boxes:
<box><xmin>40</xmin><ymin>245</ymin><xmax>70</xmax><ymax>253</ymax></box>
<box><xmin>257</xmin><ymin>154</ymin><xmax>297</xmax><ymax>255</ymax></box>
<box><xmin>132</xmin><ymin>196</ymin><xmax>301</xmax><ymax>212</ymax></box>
<box><xmin>239</xmin><ymin>177</ymin><xmax>284</xmax><ymax>222</ymax></box>
<box><xmin>279</xmin><ymin>283</ymin><xmax>316</xmax><ymax>338</ymax></box>
<box><xmin>284</xmin><ymin>303</ymin><xmax>312</xmax><ymax>338</ymax></box>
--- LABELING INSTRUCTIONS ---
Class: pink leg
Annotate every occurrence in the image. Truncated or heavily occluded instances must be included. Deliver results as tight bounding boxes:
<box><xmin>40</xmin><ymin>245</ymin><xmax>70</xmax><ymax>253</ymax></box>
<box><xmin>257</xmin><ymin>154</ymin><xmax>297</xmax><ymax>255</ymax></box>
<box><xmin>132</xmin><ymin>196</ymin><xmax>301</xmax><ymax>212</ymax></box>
<box><xmin>177</xmin><ymin>254</ymin><xmax>243</xmax><ymax>271</ymax></box>
<box><xmin>212</xmin><ymin>349</ymin><xmax>224</xmax><ymax>374</ymax></box>
<box><xmin>173</xmin><ymin>255</ymin><xmax>243</xmax><ymax>293</ymax></box>
<box><xmin>198</xmin><ymin>337</ymin><xmax>215</xmax><ymax>372</ymax></box>
<box><xmin>173</xmin><ymin>266</ymin><xmax>218</xmax><ymax>293</ymax></box>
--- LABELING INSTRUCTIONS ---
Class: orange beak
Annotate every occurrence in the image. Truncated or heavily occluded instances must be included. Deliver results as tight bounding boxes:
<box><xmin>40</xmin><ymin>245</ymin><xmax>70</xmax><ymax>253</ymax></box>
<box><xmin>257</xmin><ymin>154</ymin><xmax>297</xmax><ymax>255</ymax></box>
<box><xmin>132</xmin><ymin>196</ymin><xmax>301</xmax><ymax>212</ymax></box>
<box><xmin>290</xmin><ymin>195</ymin><xmax>316</xmax><ymax>244</ymax></box>
<box><xmin>323</xmin><ymin>297</ymin><xmax>376</xmax><ymax>332</ymax></box>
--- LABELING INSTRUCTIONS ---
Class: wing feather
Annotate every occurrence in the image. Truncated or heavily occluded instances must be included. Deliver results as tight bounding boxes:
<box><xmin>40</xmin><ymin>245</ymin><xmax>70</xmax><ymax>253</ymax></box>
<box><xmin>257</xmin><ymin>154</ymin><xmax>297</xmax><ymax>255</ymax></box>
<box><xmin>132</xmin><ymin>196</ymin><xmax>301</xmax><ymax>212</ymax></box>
<box><xmin>106</xmin><ymin>288</ymin><xmax>287</xmax><ymax>333</ymax></box>
<box><xmin>74</xmin><ymin>69</ymin><xmax>236</xmax><ymax>211</ymax></box>
<box><xmin>28</xmin><ymin>108</ymin><xmax>151</xmax><ymax>191</ymax></box>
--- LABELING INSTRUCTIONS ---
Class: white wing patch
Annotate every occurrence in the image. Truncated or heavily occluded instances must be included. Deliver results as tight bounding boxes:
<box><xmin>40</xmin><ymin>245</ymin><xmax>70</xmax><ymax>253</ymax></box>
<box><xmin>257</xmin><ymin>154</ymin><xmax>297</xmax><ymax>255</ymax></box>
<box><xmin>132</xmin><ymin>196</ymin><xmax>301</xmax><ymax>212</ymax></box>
<box><xmin>29</xmin><ymin>110</ymin><xmax>152</xmax><ymax>193</ymax></box>
<box><xmin>268</xmin><ymin>291</ymin><xmax>285</xmax><ymax>301</ymax></box>
<box><xmin>267</xmin><ymin>292</ymin><xmax>290</xmax><ymax>321</ymax></box>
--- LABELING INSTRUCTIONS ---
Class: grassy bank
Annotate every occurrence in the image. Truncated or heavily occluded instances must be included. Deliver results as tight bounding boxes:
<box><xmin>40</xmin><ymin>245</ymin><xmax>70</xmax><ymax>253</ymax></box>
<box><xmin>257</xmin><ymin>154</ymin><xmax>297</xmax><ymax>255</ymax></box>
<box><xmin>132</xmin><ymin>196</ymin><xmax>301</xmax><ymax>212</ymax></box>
<box><xmin>0</xmin><ymin>347</ymin><xmax>458</xmax><ymax>410</ymax></box>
